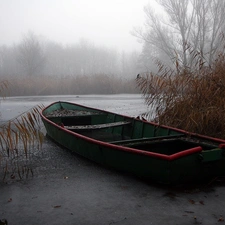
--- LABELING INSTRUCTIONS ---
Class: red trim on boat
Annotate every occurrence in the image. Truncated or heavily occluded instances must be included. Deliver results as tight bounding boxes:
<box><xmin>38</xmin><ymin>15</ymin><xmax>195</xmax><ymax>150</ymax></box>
<box><xmin>40</xmin><ymin>101</ymin><xmax>224</xmax><ymax>161</ymax></box>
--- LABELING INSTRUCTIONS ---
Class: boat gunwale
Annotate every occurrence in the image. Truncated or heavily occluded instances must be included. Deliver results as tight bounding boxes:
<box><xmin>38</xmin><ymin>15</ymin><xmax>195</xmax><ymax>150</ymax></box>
<box><xmin>41</xmin><ymin>101</ymin><xmax>225</xmax><ymax>161</ymax></box>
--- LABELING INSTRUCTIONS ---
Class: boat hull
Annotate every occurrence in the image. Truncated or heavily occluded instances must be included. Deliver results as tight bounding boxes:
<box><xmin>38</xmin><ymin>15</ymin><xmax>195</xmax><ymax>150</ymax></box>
<box><xmin>41</xmin><ymin>101</ymin><xmax>225</xmax><ymax>184</ymax></box>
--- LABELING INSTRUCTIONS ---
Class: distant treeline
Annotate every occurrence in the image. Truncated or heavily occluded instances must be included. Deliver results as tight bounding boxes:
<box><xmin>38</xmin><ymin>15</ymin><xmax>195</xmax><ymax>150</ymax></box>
<box><xmin>0</xmin><ymin>32</ymin><xmax>141</xmax><ymax>80</ymax></box>
<box><xmin>0</xmin><ymin>32</ymin><xmax>142</xmax><ymax>96</ymax></box>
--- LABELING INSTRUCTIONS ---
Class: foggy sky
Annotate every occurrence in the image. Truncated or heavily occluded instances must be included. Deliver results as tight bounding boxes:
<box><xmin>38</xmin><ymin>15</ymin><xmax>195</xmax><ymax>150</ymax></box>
<box><xmin>0</xmin><ymin>0</ymin><xmax>156</xmax><ymax>52</ymax></box>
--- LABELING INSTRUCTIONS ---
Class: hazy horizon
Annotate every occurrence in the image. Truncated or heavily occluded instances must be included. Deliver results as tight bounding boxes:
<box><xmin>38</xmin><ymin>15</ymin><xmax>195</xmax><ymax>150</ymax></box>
<box><xmin>0</xmin><ymin>0</ymin><xmax>159</xmax><ymax>52</ymax></box>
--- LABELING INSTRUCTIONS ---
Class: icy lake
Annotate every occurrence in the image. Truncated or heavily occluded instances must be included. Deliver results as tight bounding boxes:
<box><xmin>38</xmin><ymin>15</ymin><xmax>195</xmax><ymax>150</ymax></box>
<box><xmin>0</xmin><ymin>94</ymin><xmax>150</xmax><ymax>122</ymax></box>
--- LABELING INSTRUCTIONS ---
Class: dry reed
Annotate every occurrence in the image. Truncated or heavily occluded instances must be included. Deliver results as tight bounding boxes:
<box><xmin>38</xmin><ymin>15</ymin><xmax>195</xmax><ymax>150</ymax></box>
<box><xmin>136</xmin><ymin>51</ymin><xmax>225</xmax><ymax>139</ymax></box>
<box><xmin>0</xmin><ymin>105</ymin><xmax>45</xmax><ymax>181</ymax></box>
<box><xmin>5</xmin><ymin>74</ymin><xmax>138</xmax><ymax>96</ymax></box>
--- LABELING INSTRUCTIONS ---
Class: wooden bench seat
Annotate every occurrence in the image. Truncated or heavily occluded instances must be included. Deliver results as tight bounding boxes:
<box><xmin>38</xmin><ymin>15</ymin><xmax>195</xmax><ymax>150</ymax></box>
<box><xmin>65</xmin><ymin>121</ymin><xmax>131</xmax><ymax>130</ymax></box>
<box><xmin>110</xmin><ymin>134</ymin><xmax>185</xmax><ymax>145</ymax></box>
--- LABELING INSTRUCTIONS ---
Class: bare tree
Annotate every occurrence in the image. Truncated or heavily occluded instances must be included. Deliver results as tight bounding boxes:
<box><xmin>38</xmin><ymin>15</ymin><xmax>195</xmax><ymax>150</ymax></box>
<box><xmin>133</xmin><ymin>0</ymin><xmax>225</xmax><ymax>71</ymax></box>
<box><xmin>191</xmin><ymin>0</ymin><xmax>225</xmax><ymax>65</ymax></box>
<box><xmin>17</xmin><ymin>32</ymin><xmax>46</xmax><ymax>76</ymax></box>
<box><xmin>1</xmin><ymin>34</ymin><xmax>139</xmax><ymax>79</ymax></box>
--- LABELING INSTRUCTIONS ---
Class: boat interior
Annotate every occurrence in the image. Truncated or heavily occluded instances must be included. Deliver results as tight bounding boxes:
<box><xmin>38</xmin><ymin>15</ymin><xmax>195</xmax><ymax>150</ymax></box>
<box><xmin>45</xmin><ymin>105</ymin><xmax>219</xmax><ymax>155</ymax></box>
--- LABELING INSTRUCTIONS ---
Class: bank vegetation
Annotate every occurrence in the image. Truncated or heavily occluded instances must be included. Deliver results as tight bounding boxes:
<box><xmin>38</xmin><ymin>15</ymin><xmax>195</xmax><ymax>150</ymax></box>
<box><xmin>136</xmin><ymin>51</ymin><xmax>225</xmax><ymax>139</ymax></box>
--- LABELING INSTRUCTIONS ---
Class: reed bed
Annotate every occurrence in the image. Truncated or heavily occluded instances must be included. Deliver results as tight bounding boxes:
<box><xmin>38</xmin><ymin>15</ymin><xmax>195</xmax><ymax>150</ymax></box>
<box><xmin>0</xmin><ymin>105</ymin><xmax>45</xmax><ymax>181</ymax></box>
<box><xmin>5</xmin><ymin>74</ymin><xmax>138</xmax><ymax>96</ymax></box>
<box><xmin>136</xmin><ymin>53</ymin><xmax>225</xmax><ymax>139</ymax></box>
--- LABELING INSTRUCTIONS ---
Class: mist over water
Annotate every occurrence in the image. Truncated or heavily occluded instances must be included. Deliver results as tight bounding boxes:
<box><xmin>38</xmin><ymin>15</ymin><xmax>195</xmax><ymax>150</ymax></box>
<box><xmin>0</xmin><ymin>1</ymin><xmax>156</xmax><ymax>83</ymax></box>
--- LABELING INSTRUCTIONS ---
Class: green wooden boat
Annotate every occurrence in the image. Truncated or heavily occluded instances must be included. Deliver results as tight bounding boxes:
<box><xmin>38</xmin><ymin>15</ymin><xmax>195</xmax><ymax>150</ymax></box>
<box><xmin>41</xmin><ymin>101</ymin><xmax>225</xmax><ymax>184</ymax></box>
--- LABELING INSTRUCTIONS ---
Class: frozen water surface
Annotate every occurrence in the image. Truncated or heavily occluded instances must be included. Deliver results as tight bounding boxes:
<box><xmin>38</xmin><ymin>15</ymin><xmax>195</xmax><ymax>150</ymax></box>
<box><xmin>0</xmin><ymin>94</ymin><xmax>149</xmax><ymax>122</ymax></box>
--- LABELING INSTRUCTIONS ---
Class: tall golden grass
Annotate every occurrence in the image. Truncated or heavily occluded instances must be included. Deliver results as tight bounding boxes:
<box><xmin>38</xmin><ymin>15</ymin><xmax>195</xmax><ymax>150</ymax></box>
<box><xmin>0</xmin><ymin>105</ymin><xmax>44</xmax><ymax>181</ymax></box>
<box><xmin>136</xmin><ymin>52</ymin><xmax>225</xmax><ymax>139</ymax></box>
